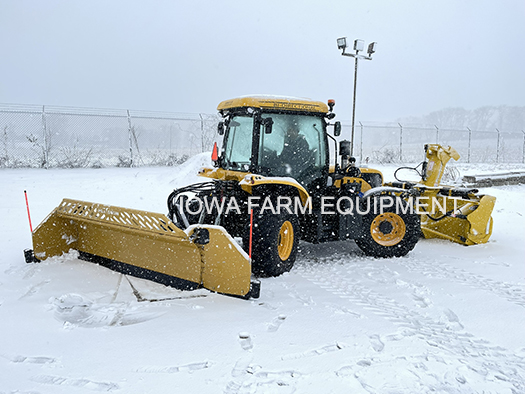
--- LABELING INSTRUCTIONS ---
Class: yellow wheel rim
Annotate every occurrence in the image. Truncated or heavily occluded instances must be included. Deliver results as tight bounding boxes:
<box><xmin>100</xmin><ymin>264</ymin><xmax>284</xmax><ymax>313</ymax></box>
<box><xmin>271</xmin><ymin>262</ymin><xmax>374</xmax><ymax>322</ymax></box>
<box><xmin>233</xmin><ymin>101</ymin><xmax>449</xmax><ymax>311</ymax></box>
<box><xmin>278</xmin><ymin>221</ymin><xmax>294</xmax><ymax>260</ymax></box>
<box><xmin>370</xmin><ymin>212</ymin><xmax>406</xmax><ymax>247</ymax></box>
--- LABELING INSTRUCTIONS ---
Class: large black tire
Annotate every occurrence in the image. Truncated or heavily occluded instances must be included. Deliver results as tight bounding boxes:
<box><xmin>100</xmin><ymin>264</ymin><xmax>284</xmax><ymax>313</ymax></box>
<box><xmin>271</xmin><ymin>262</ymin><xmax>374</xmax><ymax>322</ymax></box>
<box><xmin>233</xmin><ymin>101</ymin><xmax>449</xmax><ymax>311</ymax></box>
<box><xmin>355</xmin><ymin>195</ymin><xmax>420</xmax><ymax>258</ymax></box>
<box><xmin>243</xmin><ymin>213</ymin><xmax>300</xmax><ymax>277</ymax></box>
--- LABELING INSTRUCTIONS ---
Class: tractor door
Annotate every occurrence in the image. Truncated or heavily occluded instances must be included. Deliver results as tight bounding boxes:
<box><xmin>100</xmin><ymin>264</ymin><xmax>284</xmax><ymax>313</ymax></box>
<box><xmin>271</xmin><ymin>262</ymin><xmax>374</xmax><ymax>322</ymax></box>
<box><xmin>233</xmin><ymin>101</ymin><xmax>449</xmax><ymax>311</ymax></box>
<box><xmin>222</xmin><ymin>115</ymin><xmax>255</xmax><ymax>172</ymax></box>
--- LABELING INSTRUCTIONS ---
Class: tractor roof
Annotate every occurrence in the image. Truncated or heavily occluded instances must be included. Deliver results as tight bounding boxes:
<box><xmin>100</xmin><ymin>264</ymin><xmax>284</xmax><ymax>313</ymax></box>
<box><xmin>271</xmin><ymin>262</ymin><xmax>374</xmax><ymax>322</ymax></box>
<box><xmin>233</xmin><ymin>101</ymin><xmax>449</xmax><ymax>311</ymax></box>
<box><xmin>217</xmin><ymin>95</ymin><xmax>329</xmax><ymax>114</ymax></box>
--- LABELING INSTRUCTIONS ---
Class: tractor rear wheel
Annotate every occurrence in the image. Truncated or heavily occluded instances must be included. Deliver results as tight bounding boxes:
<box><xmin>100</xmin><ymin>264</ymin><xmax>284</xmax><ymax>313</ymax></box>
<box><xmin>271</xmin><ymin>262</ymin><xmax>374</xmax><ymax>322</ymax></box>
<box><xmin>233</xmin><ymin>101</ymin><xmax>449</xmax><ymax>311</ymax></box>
<box><xmin>355</xmin><ymin>195</ymin><xmax>420</xmax><ymax>258</ymax></box>
<box><xmin>243</xmin><ymin>213</ymin><xmax>300</xmax><ymax>277</ymax></box>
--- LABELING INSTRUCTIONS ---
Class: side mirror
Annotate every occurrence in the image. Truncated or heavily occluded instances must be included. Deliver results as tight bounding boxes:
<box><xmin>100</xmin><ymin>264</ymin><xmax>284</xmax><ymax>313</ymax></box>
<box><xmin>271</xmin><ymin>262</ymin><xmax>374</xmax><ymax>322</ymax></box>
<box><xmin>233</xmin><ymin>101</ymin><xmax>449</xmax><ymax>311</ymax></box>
<box><xmin>217</xmin><ymin>122</ymin><xmax>225</xmax><ymax>136</ymax></box>
<box><xmin>334</xmin><ymin>121</ymin><xmax>341</xmax><ymax>137</ymax></box>
<box><xmin>263</xmin><ymin>117</ymin><xmax>273</xmax><ymax>134</ymax></box>
<box><xmin>339</xmin><ymin>140</ymin><xmax>351</xmax><ymax>156</ymax></box>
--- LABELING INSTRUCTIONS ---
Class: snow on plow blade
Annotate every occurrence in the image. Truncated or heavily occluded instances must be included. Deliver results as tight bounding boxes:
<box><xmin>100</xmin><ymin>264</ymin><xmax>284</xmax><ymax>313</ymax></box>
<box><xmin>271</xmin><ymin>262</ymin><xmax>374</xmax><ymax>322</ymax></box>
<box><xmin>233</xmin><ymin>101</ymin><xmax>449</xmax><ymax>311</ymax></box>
<box><xmin>26</xmin><ymin>199</ymin><xmax>259</xmax><ymax>299</ymax></box>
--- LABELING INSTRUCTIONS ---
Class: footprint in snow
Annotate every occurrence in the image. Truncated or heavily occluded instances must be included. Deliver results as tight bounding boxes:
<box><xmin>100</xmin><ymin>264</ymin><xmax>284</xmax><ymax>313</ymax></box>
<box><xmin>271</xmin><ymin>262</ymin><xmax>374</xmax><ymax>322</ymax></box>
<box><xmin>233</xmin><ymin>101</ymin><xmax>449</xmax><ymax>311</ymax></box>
<box><xmin>2</xmin><ymin>354</ymin><xmax>57</xmax><ymax>365</ymax></box>
<box><xmin>138</xmin><ymin>361</ymin><xmax>212</xmax><ymax>373</ymax></box>
<box><xmin>441</xmin><ymin>308</ymin><xmax>464</xmax><ymax>331</ymax></box>
<box><xmin>369</xmin><ymin>334</ymin><xmax>385</xmax><ymax>352</ymax></box>
<box><xmin>267</xmin><ymin>314</ymin><xmax>286</xmax><ymax>332</ymax></box>
<box><xmin>238</xmin><ymin>332</ymin><xmax>253</xmax><ymax>351</ymax></box>
<box><xmin>412</xmin><ymin>293</ymin><xmax>432</xmax><ymax>308</ymax></box>
<box><xmin>336</xmin><ymin>365</ymin><xmax>354</xmax><ymax>377</ymax></box>
<box><xmin>281</xmin><ymin>342</ymin><xmax>348</xmax><ymax>360</ymax></box>
<box><xmin>31</xmin><ymin>374</ymin><xmax>119</xmax><ymax>391</ymax></box>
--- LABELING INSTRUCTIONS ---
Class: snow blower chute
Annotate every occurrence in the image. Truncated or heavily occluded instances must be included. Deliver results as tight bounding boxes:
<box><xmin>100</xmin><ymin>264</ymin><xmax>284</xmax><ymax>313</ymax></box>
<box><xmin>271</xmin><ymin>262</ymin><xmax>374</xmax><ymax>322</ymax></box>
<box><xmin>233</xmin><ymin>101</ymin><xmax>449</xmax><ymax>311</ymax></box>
<box><xmin>24</xmin><ymin>199</ymin><xmax>260</xmax><ymax>299</ymax></box>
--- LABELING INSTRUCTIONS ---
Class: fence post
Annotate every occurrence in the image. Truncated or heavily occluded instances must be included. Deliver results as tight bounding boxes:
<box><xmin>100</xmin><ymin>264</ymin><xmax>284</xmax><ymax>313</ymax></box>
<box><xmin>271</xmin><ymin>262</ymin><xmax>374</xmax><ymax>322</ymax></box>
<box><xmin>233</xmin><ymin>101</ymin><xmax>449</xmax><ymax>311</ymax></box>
<box><xmin>467</xmin><ymin>127</ymin><xmax>472</xmax><ymax>163</ymax></box>
<box><xmin>199</xmin><ymin>113</ymin><xmax>204</xmax><ymax>152</ymax></box>
<box><xmin>435</xmin><ymin>125</ymin><xmax>439</xmax><ymax>144</ymax></box>
<box><xmin>359</xmin><ymin>121</ymin><xmax>363</xmax><ymax>163</ymax></box>
<box><xmin>522</xmin><ymin>130</ymin><xmax>525</xmax><ymax>164</ymax></box>
<box><xmin>398</xmin><ymin>123</ymin><xmax>403</xmax><ymax>162</ymax></box>
<box><xmin>496</xmin><ymin>128</ymin><xmax>500</xmax><ymax>163</ymax></box>
<box><xmin>127</xmin><ymin>110</ymin><xmax>134</xmax><ymax>167</ymax></box>
<box><xmin>41</xmin><ymin>106</ymin><xmax>49</xmax><ymax>169</ymax></box>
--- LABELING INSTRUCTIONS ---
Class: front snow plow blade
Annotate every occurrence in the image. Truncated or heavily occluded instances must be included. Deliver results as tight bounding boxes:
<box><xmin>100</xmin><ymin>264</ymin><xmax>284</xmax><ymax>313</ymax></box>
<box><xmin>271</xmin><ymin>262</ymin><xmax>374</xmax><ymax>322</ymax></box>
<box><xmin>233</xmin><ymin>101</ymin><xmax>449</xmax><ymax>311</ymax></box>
<box><xmin>27</xmin><ymin>199</ymin><xmax>259</xmax><ymax>299</ymax></box>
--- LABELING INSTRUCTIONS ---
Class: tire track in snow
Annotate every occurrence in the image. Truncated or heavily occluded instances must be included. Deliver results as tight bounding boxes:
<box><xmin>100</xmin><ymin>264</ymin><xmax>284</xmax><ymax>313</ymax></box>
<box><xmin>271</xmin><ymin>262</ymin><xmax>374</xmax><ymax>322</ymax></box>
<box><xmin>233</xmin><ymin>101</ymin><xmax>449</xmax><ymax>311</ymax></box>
<box><xmin>398</xmin><ymin>256</ymin><xmax>525</xmax><ymax>309</ymax></box>
<box><xmin>18</xmin><ymin>280</ymin><xmax>50</xmax><ymax>299</ymax></box>
<box><xmin>298</xmin><ymin>264</ymin><xmax>525</xmax><ymax>390</ymax></box>
<box><xmin>137</xmin><ymin>361</ymin><xmax>212</xmax><ymax>373</ymax></box>
<box><xmin>31</xmin><ymin>374</ymin><xmax>119</xmax><ymax>391</ymax></box>
<box><xmin>2</xmin><ymin>354</ymin><xmax>57</xmax><ymax>365</ymax></box>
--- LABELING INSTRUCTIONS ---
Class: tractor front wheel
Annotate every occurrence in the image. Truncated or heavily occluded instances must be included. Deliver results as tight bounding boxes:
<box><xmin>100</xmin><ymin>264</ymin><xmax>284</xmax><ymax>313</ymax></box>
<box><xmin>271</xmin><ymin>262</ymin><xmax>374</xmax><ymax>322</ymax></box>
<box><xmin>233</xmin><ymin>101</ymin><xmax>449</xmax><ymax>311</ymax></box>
<box><xmin>243</xmin><ymin>214</ymin><xmax>300</xmax><ymax>277</ymax></box>
<box><xmin>355</xmin><ymin>195</ymin><xmax>420</xmax><ymax>258</ymax></box>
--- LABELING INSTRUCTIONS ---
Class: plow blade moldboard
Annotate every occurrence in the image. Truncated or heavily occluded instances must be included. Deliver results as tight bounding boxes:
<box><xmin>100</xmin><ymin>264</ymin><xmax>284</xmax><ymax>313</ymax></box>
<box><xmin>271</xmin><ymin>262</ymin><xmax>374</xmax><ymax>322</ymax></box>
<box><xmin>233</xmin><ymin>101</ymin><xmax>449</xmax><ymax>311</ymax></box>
<box><xmin>420</xmin><ymin>194</ymin><xmax>496</xmax><ymax>245</ymax></box>
<box><xmin>28</xmin><ymin>199</ymin><xmax>258</xmax><ymax>299</ymax></box>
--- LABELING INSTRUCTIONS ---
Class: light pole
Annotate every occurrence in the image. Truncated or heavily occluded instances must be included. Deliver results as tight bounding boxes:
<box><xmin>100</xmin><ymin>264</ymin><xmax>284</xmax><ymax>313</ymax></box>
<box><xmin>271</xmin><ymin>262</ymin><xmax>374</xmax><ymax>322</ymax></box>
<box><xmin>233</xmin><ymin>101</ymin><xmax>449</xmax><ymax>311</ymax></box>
<box><xmin>337</xmin><ymin>37</ymin><xmax>376</xmax><ymax>157</ymax></box>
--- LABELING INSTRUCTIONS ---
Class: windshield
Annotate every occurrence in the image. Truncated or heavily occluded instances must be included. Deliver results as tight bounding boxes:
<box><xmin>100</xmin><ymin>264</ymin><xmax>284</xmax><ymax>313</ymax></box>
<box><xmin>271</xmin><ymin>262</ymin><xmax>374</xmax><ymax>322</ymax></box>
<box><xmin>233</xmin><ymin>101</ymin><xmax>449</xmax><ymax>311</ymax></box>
<box><xmin>259</xmin><ymin>113</ymin><xmax>327</xmax><ymax>182</ymax></box>
<box><xmin>223</xmin><ymin>115</ymin><xmax>253</xmax><ymax>171</ymax></box>
<box><xmin>221</xmin><ymin>112</ymin><xmax>327</xmax><ymax>186</ymax></box>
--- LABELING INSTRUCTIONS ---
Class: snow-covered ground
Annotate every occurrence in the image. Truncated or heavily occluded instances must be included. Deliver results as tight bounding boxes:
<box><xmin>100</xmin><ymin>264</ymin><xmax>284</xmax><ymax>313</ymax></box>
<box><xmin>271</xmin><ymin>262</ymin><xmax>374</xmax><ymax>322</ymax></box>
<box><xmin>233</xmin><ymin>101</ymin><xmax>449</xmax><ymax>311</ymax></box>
<box><xmin>1</xmin><ymin>154</ymin><xmax>524</xmax><ymax>393</ymax></box>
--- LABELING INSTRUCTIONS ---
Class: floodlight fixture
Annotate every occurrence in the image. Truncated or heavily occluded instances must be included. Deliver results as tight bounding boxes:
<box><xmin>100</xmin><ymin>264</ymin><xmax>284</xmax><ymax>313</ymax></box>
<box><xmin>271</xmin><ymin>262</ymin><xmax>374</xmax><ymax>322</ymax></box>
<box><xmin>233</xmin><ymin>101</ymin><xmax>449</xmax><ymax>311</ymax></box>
<box><xmin>337</xmin><ymin>37</ymin><xmax>347</xmax><ymax>50</ymax></box>
<box><xmin>353</xmin><ymin>39</ymin><xmax>364</xmax><ymax>52</ymax></box>
<box><xmin>367</xmin><ymin>42</ymin><xmax>377</xmax><ymax>55</ymax></box>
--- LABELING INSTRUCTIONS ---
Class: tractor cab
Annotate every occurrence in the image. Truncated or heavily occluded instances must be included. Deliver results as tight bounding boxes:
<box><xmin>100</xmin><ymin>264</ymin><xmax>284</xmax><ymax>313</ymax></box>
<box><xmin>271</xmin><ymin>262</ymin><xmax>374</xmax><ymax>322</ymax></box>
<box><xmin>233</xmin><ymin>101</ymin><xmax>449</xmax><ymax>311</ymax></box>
<box><xmin>215</xmin><ymin>96</ymin><xmax>333</xmax><ymax>191</ymax></box>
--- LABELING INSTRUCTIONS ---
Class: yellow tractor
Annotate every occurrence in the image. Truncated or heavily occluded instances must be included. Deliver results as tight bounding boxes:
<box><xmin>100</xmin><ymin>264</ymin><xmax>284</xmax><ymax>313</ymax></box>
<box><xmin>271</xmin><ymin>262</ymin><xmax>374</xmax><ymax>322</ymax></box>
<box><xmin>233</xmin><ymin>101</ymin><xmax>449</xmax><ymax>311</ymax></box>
<box><xmin>167</xmin><ymin>96</ymin><xmax>495</xmax><ymax>276</ymax></box>
<box><xmin>25</xmin><ymin>96</ymin><xmax>495</xmax><ymax>298</ymax></box>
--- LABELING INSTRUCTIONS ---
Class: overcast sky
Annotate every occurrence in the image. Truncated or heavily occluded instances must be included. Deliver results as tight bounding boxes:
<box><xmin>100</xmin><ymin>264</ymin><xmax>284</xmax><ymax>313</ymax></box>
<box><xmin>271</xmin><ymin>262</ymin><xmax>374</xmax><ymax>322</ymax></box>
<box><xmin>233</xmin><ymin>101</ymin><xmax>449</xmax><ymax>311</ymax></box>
<box><xmin>1</xmin><ymin>0</ymin><xmax>523</xmax><ymax>122</ymax></box>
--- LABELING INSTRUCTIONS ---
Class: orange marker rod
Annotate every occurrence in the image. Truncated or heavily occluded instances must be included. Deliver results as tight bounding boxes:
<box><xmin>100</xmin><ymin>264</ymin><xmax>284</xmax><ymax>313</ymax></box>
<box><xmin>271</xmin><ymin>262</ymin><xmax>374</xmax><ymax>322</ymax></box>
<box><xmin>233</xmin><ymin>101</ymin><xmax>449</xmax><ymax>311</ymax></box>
<box><xmin>24</xmin><ymin>190</ymin><xmax>33</xmax><ymax>233</ymax></box>
<box><xmin>249</xmin><ymin>209</ymin><xmax>253</xmax><ymax>261</ymax></box>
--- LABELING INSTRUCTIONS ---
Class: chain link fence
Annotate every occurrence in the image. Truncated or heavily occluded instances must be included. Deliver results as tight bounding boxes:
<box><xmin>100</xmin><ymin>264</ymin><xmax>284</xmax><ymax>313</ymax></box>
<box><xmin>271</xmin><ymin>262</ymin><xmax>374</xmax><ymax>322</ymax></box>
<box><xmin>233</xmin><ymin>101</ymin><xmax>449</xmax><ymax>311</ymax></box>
<box><xmin>1</xmin><ymin>103</ymin><xmax>523</xmax><ymax>168</ymax></box>
<box><xmin>347</xmin><ymin>121</ymin><xmax>525</xmax><ymax>164</ymax></box>
<box><xmin>0</xmin><ymin>104</ymin><xmax>220</xmax><ymax>168</ymax></box>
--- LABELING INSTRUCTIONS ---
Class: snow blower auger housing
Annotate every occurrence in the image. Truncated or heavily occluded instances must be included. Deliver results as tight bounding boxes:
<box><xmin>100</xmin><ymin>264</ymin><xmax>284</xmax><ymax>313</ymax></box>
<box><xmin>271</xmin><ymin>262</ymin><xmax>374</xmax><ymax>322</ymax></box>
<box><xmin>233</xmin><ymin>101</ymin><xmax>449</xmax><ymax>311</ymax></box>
<box><xmin>387</xmin><ymin>144</ymin><xmax>496</xmax><ymax>245</ymax></box>
<box><xmin>25</xmin><ymin>199</ymin><xmax>260</xmax><ymax>299</ymax></box>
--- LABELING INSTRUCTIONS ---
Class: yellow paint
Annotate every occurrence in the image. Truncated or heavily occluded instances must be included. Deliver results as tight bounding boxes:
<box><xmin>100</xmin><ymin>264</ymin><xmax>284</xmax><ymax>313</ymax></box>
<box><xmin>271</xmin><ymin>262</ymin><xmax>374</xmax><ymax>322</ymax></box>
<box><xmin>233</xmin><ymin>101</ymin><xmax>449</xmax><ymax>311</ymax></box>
<box><xmin>278</xmin><ymin>221</ymin><xmax>294</xmax><ymax>260</ymax></box>
<box><xmin>370</xmin><ymin>212</ymin><xmax>406</xmax><ymax>246</ymax></box>
<box><xmin>32</xmin><ymin>199</ymin><xmax>253</xmax><ymax>298</ymax></box>
<box><xmin>334</xmin><ymin>177</ymin><xmax>372</xmax><ymax>193</ymax></box>
<box><xmin>217</xmin><ymin>96</ymin><xmax>329</xmax><ymax>114</ymax></box>
<box><xmin>360</xmin><ymin>168</ymin><xmax>383</xmax><ymax>177</ymax></box>
<box><xmin>418</xmin><ymin>189</ymin><xmax>495</xmax><ymax>246</ymax></box>
<box><xmin>328</xmin><ymin>167</ymin><xmax>383</xmax><ymax>191</ymax></box>
<box><xmin>199</xmin><ymin>167</ymin><xmax>249</xmax><ymax>181</ymax></box>
<box><xmin>189</xmin><ymin>226</ymin><xmax>251</xmax><ymax>296</ymax></box>
<box><xmin>422</xmin><ymin>144</ymin><xmax>460</xmax><ymax>187</ymax></box>
<box><xmin>239</xmin><ymin>174</ymin><xmax>311</xmax><ymax>207</ymax></box>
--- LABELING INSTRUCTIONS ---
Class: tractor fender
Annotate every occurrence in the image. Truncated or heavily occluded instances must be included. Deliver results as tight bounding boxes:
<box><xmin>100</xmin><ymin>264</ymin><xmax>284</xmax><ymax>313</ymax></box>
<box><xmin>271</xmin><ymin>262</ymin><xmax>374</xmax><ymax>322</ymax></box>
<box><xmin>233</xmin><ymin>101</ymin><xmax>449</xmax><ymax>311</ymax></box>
<box><xmin>239</xmin><ymin>174</ymin><xmax>311</xmax><ymax>208</ymax></box>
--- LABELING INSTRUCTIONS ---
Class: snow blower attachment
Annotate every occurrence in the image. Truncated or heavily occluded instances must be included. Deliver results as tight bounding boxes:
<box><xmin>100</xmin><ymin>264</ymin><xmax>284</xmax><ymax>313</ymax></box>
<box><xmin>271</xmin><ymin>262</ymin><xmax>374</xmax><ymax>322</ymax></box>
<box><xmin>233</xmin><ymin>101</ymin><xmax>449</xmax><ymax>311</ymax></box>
<box><xmin>25</xmin><ymin>199</ymin><xmax>260</xmax><ymax>299</ymax></box>
<box><xmin>391</xmin><ymin>144</ymin><xmax>496</xmax><ymax>246</ymax></box>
